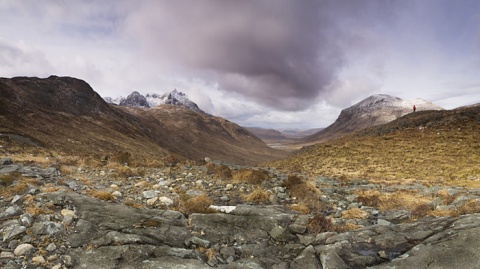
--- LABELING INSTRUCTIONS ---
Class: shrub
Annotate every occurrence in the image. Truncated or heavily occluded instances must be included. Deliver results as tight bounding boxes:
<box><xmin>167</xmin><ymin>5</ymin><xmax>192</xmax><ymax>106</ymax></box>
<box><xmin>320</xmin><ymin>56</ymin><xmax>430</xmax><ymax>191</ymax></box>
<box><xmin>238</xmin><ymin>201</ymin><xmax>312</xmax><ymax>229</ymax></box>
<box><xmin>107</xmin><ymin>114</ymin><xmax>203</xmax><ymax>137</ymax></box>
<box><xmin>289</xmin><ymin>203</ymin><xmax>310</xmax><ymax>214</ymax></box>
<box><xmin>335</xmin><ymin>222</ymin><xmax>363</xmax><ymax>232</ymax></box>
<box><xmin>113</xmin><ymin>151</ymin><xmax>131</xmax><ymax>165</ymax></box>
<box><xmin>86</xmin><ymin>190</ymin><xmax>115</xmax><ymax>201</ymax></box>
<box><xmin>244</xmin><ymin>189</ymin><xmax>270</xmax><ymax>204</ymax></box>
<box><xmin>356</xmin><ymin>190</ymin><xmax>381</xmax><ymax>207</ymax></box>
<box><xmin>164</xmin><ymin>155</ymin><xmax>180</xmax><ymax>167</ymax></box>
<box><xmin>232</xmin><ymin>169</ymin><xmax>269</xmax><ymax>184</ymax></box>
<box><xmin>306</xmin><ymin>215</ymin><xmax>334</xmax><ymax>234</ymax></box>
<box><xmin>459</xmin><ymin>199</ymin><xmax>480</xmax><ymax>215</ymax></box>
<box><xmin>0</xmin><ymin>171</ymin><xmax>22</xmax><ymax>186</ymax></box>
<box><xmin>179</xmin><ymin>195</ymin><xmax>217</xmax><ymax>215</ymax></box>
<box><xmin>341</xmin><ymin>208</ymin><xmax>369</xmax><ymax>219</ymax></box>
<box><xmin>205</xmin><ymin>163</ymin><xmax>232</xmax><ymax>179</ymax></box>
<box><xmin>281</xmin><ymin>175</ymin><xmax>324</xmax><ymax>213</ymax></box>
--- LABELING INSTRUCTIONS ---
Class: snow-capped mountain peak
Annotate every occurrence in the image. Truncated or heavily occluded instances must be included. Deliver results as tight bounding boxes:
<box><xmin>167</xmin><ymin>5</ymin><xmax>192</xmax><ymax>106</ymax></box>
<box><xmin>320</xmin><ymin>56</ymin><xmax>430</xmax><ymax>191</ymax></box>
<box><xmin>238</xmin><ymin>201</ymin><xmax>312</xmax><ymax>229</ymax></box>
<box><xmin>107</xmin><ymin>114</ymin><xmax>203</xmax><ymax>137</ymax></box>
<box><xmin>104</xmin><ymin>89</ymin><xmax>204</xmax><ymax>113</ymax></box>
<box><xmin>146</xmin><ymin>89</ymin><xmax>203</xmax><ymax>113</ymax></box>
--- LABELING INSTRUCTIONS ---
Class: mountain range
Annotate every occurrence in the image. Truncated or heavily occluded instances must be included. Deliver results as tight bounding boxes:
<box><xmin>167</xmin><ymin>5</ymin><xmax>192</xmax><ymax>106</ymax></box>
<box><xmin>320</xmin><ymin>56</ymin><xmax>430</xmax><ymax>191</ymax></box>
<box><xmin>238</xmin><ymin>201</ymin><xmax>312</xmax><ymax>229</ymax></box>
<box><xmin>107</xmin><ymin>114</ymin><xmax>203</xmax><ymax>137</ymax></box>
<box><xmin>105</xmin><ymin>89</ymin><xmax>204</xmax><ymax>113</ymax></box>
<box><xmin>0</xmin><ymin>76</ymin><xmax>285</xmax><ymax>165</ymax></box>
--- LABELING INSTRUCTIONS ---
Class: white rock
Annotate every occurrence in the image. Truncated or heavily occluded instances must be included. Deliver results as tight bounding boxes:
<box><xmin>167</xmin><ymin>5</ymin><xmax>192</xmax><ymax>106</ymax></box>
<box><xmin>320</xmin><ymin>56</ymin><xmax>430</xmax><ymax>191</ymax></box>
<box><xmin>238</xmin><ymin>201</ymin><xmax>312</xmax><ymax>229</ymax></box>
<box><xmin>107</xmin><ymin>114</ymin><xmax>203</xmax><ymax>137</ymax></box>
<box><xmin>209</xmin><ymin>205</ymin><xmax>236</xmax><ymax>213</ymax></box>
<box><xmin>110</xmin><ymin>184</ymin><xmax>119</xmax><ymax>188</ymax></box>
<box><xmin>14</xmin><ymin>243</ymin><xmax>35</xmax><ymax>256</ymax></box>
<box><xmin>61</xmin><ymin>209</ymin><xmax>75</xmax><ymax>217</ymax></box>
<box><xmin>32</xmin><ymin>255</ymin><xmax>46</xmax><ymax>264</ymax></box>
<box><xmin>46</xmin><ymin>243</ymin><xmax>57</xmax><ymax>252</ymax></box>
<box><xmin>159</xmin><ymin>196</ymin><xmax>174</xmax><ymax>207</ymax></box>
<box><xmin>0</xmin><ymin>251</ymin><xmax>14</xmax><ymax>259</ymax></box>
<box><xmin>146</xmin><ymin>197</ymin><xmax>158</xmax><ymax>206</ymax></box>
<box><xmin>225</xmin><ymin>184</ymin><xmax>234</xmax><ymax>191</ymax></box>
<box><xmin>112</xmin><ymin>191</ymin><xmax>122</xmax><ymax>197</ymax></box>
<box><xmin>142</xmin><ymin>190</ymin><xmax>158</xmax><ymax>199</ymax></box>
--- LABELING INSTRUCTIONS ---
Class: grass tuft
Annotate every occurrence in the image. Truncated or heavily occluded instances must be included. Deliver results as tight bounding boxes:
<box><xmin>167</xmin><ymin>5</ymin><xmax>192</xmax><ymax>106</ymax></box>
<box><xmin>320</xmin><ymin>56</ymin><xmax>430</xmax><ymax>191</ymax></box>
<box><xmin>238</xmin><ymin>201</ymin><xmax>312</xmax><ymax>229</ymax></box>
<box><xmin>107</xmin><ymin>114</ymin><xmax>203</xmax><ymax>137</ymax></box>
<box><xmin>243</xmin><ymin>188</ymin><xmax>270</xmax><ymax>204</ymax></box>
<box><xmin>306</xmin><ymin>215</ymin><xmax>334</xmax><ymax>235</ymax></box>
<box><xmin>232</xmin><ymin>169</ymin><xmax>269</xmax><ymax>184</ymax></box>
<box><xmin>179</xmin><ymin>195</ymin><xmax>217</xmax><ymax>215</ymax></box>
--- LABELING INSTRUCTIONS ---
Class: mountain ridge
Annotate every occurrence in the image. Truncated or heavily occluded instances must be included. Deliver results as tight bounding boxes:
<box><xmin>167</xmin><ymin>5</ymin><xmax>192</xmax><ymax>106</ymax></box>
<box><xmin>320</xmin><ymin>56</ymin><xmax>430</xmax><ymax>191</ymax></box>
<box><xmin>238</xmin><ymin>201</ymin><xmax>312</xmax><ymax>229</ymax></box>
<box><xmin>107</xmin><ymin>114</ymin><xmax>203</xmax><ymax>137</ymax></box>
<box><xmin>0</xmin><ymin>76</ymin><xmax>285</xmax><ymax>165</ymax></box>
<box><xmin>303</xmin><ymin>94</ymin><xmax>444</xmax><ymax>144</ymax></box>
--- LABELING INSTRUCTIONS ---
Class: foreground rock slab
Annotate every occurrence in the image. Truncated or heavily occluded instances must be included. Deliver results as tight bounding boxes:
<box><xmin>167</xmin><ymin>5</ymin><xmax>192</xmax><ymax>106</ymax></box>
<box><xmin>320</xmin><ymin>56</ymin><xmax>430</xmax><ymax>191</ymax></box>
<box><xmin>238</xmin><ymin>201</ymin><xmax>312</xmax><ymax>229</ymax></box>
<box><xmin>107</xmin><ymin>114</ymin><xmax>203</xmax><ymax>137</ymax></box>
<box><xmin>3</xmin><ymin>189</ymin><xmax>480</xmax><ymax>268</ymax></box>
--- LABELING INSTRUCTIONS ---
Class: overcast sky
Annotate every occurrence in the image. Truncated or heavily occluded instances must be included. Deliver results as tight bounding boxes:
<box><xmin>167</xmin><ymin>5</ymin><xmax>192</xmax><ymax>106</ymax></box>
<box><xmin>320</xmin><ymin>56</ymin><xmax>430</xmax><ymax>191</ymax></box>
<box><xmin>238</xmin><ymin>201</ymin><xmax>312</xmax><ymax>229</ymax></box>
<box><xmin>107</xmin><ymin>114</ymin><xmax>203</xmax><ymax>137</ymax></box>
<box><xmin>1</xmin><ymin>0</ymin><xmax>480</xmax><ymax>129</ymax></box>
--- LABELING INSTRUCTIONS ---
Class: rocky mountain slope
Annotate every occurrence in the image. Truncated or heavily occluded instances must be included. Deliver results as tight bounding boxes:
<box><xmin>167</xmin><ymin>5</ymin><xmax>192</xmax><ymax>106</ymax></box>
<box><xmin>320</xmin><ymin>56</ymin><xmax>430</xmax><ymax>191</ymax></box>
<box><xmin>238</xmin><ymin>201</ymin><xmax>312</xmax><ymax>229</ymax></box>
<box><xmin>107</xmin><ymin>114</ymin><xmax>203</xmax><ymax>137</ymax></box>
<box><xmin>304</xmin><ymin>94</ymin><xmax>444</xmax><ymax>144</ymax></box>
<box><xmin>0</xmin><ymin>76</ymin><xmax>284</xmax><ymax>165</ymax></box>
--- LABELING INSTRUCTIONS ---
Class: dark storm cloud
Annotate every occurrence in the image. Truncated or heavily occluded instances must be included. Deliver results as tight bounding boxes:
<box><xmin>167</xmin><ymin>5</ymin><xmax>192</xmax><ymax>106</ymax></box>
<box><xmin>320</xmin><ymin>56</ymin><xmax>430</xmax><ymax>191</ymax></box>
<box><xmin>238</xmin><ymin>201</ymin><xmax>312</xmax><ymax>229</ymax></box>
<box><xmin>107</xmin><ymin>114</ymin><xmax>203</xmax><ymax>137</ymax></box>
<box><xmin>127</xmin><ymin>0</ymin><xmax>388</xmax><ymax>110</ymax></box>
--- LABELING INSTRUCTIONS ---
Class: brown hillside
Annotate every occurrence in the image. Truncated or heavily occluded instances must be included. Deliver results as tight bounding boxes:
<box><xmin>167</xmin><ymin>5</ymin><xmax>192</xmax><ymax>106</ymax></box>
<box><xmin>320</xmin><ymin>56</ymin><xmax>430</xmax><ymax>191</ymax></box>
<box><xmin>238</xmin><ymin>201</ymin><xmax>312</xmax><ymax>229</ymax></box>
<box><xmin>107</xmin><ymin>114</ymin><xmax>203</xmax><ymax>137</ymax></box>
<box><xmin>0</xmin><ymin>76</ymin><xmax>285</xmax><ymax>165</ymax></box>
<box><xmin>268</xmin><ymin>106</ymin><xmax>480</xmax><ymax>185</ymax></box>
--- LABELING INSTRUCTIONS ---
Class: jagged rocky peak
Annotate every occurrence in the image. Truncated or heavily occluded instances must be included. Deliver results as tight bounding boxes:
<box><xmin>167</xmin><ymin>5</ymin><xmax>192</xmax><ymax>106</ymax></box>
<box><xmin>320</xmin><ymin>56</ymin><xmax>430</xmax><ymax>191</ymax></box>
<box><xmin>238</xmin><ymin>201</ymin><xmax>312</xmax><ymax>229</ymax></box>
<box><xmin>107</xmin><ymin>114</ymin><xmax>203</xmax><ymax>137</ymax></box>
<box><xmin>119</xmin><ymin>91</ymin><xmax>150</xmax><ymax>108</ymax></box>
<box><xmin>146</xmin><ymin>89</ymin><xmax>204</xmax><ymax>113</ymax></box>
<box><xmin>105</xmin><ymin>89</ymin><xmax>204</xmax><ymax>113</ymax></box>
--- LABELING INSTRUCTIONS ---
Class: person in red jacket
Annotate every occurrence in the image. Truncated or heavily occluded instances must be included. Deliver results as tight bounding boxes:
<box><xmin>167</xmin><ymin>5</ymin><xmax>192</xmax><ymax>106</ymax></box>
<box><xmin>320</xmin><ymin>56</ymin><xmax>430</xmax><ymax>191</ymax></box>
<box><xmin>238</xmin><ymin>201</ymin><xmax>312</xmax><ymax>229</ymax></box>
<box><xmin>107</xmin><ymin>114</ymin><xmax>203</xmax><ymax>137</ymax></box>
<box><xmin>413</xmin><ymin>105</ymin><xmax>416</xmax><ymax>112</ymax></box>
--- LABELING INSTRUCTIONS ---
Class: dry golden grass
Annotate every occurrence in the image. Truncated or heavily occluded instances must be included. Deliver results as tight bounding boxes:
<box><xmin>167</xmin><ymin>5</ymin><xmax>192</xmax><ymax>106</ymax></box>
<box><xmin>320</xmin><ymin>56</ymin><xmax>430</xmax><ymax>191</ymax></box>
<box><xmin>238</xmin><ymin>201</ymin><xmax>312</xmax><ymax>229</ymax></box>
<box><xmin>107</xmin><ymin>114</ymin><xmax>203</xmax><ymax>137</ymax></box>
<box><xmin>11</xmin><ymin>153</ymin><xmax>54</xmax><ymax>167</ymax></box>
<box><xmin>205</xmin><ymin>248</ymin><xmax>217</xmax><ymax>262</ymax></box>
<box><xmin>179</xmin><ymin>195</ymin><xmax>217</xmax><ymax>215</ymax></box>
<box><xmin>268</xmin><ymin>113</ymin><xmax>480</xmax><ymax>187</ymax></box>
<box><xmin>356</xmin><ymin>190</ymin><xmax>381</xmax><ymax>207</ymax></box>
<box><xmin>459</xmin><ymin>199</ymin><xmax>480</xmax><ymax>215</ymax></box>
<box><xmin>437</xmin><ymin>189</ymin><xmax>456</xmax><ymax>205</ymax></box>
<box><xmin>378</xmin><ymin>192</ymin><xmax>432</xmax><ymax>212</ymax></box>
<box><xmin>86</xmin><ymin>190</ymin><xmax>116</xmax><ymax>201</ymax></box>
<box><xmin>0</xmin><ymin>173</ymin><xmax>41</xmax><ymax>197</ymax></box>
<box><xmin>123</xmin><ymin>199</ymin><xmax>145</xmax><ymax>209</ymax></box>
<box><xmin>232</xmin><ymin>169</ymin><xmax>269</xmax><ymax>184</ymax></box>
<box><xmin>243</xmin><ymin>188</ymin><xmax>270</xmax><ymax>204</ymax></box>
<box><xmin>428</xmin><ymin>209</ymin><xmax>459</xmax><ymax>218</ymax></box>
<box><xmin>25</xmin><ymin>206</ymin><xmax>56</xmax><ymax>216</ymax></box>
<box><xmin>281</xmin><ymin>175</ymin><xmax>324</xmax><ymax>213</ymax></box>
<box><xmin>341</xmin><ymin>208</ymin><xmax>369</xmax><ymax>219</ymax></box>
<box><xmin>289</xmin><ymin>203</ymin><xmax>310</xmax><ymax>214</ymax></box>
<box><xmin>337</xmin><ymin>222</ymin><xmax>363</xmax><ymax>232</ymax></box>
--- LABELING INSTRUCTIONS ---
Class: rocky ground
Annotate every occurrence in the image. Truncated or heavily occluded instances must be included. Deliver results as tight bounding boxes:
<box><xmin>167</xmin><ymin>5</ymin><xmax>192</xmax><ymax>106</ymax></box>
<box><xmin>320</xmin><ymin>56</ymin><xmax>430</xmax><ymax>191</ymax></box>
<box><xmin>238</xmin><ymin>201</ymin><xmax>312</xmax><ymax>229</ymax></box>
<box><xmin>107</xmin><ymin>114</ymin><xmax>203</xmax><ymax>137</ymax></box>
<box><xmin>2</xmin><ymin>157</ymin><xmax>480</xmax><ymax>268</ymax></box>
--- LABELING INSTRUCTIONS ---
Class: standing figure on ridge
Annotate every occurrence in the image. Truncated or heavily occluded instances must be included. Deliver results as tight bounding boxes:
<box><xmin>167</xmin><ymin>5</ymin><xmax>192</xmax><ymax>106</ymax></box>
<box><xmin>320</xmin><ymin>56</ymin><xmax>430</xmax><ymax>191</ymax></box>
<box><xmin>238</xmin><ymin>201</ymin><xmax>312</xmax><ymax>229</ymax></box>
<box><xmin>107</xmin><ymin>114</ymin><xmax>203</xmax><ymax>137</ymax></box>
<box><xmin>413</xmin><ymin>105</ymin><xmax>416</xmax><ymax>112</ymax></box>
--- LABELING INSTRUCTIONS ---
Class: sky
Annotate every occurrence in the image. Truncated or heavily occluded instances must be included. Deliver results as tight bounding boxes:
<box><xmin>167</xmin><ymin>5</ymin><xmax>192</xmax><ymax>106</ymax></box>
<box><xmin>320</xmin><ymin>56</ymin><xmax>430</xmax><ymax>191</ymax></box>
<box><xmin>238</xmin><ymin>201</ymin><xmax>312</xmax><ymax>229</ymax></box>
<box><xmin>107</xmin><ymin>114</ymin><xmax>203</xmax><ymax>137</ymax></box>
<box><xmin>1</xmin><ymin>0</ymin><xmax>480</xmax><ymax>129</ymax></box>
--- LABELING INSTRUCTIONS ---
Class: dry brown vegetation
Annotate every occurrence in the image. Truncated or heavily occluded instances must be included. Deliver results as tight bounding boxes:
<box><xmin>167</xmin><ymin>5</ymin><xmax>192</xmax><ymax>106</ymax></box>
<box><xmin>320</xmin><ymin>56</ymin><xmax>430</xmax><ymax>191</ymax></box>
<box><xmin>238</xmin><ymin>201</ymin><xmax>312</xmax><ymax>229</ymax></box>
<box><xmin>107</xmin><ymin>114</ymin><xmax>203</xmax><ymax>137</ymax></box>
<box><xmin>341</xmin><ymin>208</ymin><xmax>369</xmax><ymax>219</ymax></box>
<box><xmin>281</xmin><ymin>175</ymin><xmax>325</xmax><ymax>213</ymax></box>
<box><xmin>306</xmin><ymin>215</ymin><xmax>334</xmax><ymax>234</ymax></box>
<box><xmin>243</xmin><ymin>188</ymin><xmax>270</xmax><ymax>204</ymax></box>
<box><xmin>205</xmin><ymin>163</ymin><xmax>232</xmax><ymax>180</ymax></box>
<box><xmin>85</xmin><ymin>190</ymin><xmax>116</xmax><ymax>201</ymax></box>
<box><xmin>232</xmin><ymin>169</ymin><xmax>269</xmax><ymax>184</ymax></box>
<box><xmin>179</xmin><ymin>195</ymin><xmax>217</xmax><ymax>215</ymax></box>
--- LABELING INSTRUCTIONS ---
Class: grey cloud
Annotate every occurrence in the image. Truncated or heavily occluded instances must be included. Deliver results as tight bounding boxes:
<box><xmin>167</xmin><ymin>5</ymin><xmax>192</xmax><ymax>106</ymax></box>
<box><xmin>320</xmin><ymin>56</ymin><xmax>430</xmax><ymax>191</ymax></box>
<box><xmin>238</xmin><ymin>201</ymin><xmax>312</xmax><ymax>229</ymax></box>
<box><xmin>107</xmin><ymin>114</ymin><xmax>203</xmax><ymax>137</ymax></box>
<box><xmin>125</xmin><ymin>0</ymin><xmax>392</xmax><ymax>111</ymax></box>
